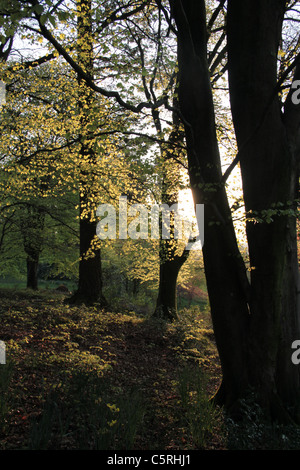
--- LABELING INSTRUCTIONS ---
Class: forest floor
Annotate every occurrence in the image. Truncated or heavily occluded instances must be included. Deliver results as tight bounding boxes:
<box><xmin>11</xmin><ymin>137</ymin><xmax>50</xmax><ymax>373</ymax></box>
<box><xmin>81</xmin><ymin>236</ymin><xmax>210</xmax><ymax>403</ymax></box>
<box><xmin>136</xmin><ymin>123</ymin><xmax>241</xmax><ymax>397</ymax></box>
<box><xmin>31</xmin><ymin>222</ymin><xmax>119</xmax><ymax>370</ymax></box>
<box><xmin>0</xmin><ymin>287</ymin><xmax>299</xmax><ymax>451</ymax></box>
<box><xmin>0</xmin><ymin>287</ymin><xmax>226</xmax><ymax>451</ymax></box>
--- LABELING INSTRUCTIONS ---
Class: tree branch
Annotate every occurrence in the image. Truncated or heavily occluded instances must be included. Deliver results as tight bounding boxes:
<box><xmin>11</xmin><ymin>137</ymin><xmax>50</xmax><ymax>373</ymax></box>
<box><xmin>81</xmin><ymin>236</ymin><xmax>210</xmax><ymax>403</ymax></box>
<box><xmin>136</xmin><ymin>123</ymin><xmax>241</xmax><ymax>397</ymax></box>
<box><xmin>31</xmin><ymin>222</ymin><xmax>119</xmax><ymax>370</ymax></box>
<box><xmin>34</xmin><ymin>13</ymin><xmax>169</xmax><ymax>113</ymax></box>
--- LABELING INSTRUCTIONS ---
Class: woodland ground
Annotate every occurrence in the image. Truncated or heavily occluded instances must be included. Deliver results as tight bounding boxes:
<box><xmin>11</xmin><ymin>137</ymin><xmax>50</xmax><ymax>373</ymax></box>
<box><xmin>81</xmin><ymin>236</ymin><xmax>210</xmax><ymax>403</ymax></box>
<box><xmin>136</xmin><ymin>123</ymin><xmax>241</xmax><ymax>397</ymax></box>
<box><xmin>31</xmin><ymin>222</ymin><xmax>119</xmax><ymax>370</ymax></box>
<box><xmin>0</xmin><ymin>287</ymin><xmax>300</xmax><ymax>451</ymax></box>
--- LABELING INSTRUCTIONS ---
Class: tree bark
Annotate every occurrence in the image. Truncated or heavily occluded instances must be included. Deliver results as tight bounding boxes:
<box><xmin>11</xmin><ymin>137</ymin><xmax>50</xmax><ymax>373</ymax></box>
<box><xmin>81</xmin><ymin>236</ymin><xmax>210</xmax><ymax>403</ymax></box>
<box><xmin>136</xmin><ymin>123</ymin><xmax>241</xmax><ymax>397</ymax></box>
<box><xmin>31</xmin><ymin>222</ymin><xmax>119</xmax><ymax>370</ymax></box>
<box><xmin>170</xmin><ymin>0</ymin><xmax>300</xmax><ymax>421</ymax></box>
<box><xmin>170</xmin><ymin>0</ymin><xmax>251</xmax><ymax>407</ymax></box>
<box><xmin>69</xmin><ymin>0</ymin><xmax>106</xmax><ymax>306</ymax></box>
<box><xmin>227</xmin><ymin>0</ymin><xmax>300</xmax><ymax>419</ymax></box>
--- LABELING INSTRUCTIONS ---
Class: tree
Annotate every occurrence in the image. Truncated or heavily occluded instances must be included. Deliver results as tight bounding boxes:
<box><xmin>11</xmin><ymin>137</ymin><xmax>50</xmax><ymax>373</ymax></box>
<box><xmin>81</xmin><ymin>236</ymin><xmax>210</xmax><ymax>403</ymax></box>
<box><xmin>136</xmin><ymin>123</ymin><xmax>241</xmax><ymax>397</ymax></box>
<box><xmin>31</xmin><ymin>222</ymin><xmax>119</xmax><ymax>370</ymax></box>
<box><xmin>67</xmin><ymin>0</ymin><xmax>106</xmax><ymax>305</ymax></box>
<box><xmin>0</xmin><ymin>1</ymin><xmax>187</xmax><ymax>310</ymax></box>
<box><xmin>169</xmin><ymin>0</ymin><xmax>250</xmax><ymax>411</ymax></box>
<box><xmin>226</xmin><ymin>0</ymin><xmax>300</xmax><ymax>420</ymax></box>
<box><xmin>0</xmin><ymin>60</ymin><xmax>80</xmax><ymax>289</ymax></box>
<box><xmin>20</xmin><ymin>205</ymin><xmax>45</xmax><ymax>290</ymax></box>
<box><xmin>153</xmin><ymin>96</ymin><xmax>191</xmax><ymax>321</ymax></box>
<box><xmin>170</xmin><ymin>0</ymin><xmax>300</xmax><ymax>422</ymax></box>
<box><xmin>152</xmin><ymin>0</ymin><xmax>229</xmax><ymax>320</ymax></box>
<box><xmin>0</xmin><ymin>1</ymin><xmax>140</xmax><ymax>301</ymax></box>
<box><xmin>125</xmin><ymin>9</ymin><xmax>191</xmax><ymax>319</ymax></box>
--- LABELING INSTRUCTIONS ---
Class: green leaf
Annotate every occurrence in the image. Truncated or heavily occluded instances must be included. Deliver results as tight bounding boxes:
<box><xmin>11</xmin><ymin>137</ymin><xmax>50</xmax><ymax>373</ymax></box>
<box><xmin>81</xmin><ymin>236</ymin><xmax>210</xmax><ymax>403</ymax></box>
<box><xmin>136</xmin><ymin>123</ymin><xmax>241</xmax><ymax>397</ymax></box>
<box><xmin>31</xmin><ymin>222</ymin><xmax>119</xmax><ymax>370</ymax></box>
<box><xmin>48</xmin><ymin>15</ymin><xmax>56</xmax><ymax>27</ymax></box>
<box><xmin>33</xmin><ymin>4</ymin><xmax>44</xmax><ymax>15</ymax></box>
<box><xmin>40</xmin><ymin>13</ymin><xmax>48</xmax><ymax>25</ymax></box>
<box><xmin>57</xmin><ymin>11</ymin><xmax>69</xmax><ymax>22</ymax></box>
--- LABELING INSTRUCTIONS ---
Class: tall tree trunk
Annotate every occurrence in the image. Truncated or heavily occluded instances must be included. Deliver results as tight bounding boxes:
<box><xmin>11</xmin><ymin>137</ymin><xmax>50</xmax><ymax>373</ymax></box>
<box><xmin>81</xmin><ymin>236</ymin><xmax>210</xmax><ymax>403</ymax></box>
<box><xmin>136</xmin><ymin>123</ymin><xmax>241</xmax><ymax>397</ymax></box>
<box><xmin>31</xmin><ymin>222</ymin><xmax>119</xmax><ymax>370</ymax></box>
<box><xmin>69</xmin><ymin>0</ymin><xmax>106</xmax><ymax>306</ymax></box>
<box><xmin>171</xmin><ymin>0</ymin><xmax>300</xmax><ymax>421</ymax></box>
<box><xmin>171</xmin><ymin>0</ymin><xmax>251</xmax><ymax>407</ymax></box>
<box><xmin>227</xmin><ymin>0</ymin><xmax>300</xmax><ymax>420</ymax></box>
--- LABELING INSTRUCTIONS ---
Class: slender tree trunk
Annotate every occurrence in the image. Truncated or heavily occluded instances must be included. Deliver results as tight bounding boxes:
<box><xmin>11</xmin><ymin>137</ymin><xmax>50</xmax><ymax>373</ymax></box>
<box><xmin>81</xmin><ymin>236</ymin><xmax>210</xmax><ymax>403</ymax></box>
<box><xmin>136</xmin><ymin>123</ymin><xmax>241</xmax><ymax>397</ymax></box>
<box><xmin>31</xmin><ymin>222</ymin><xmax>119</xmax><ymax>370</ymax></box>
<box><xmin>69</xmin><ymin>0</ymin><xmax>106</xmax><ymax>306</ymax></box>
<box><xmin>154</xmin><ymin>147</ymin><xmax>190</xmax><ymax>320</ymax></box>
<box><xmin>153</xmin><ymin>89</ymin><xmax>190</xmax><ymax>321</ymax></box>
